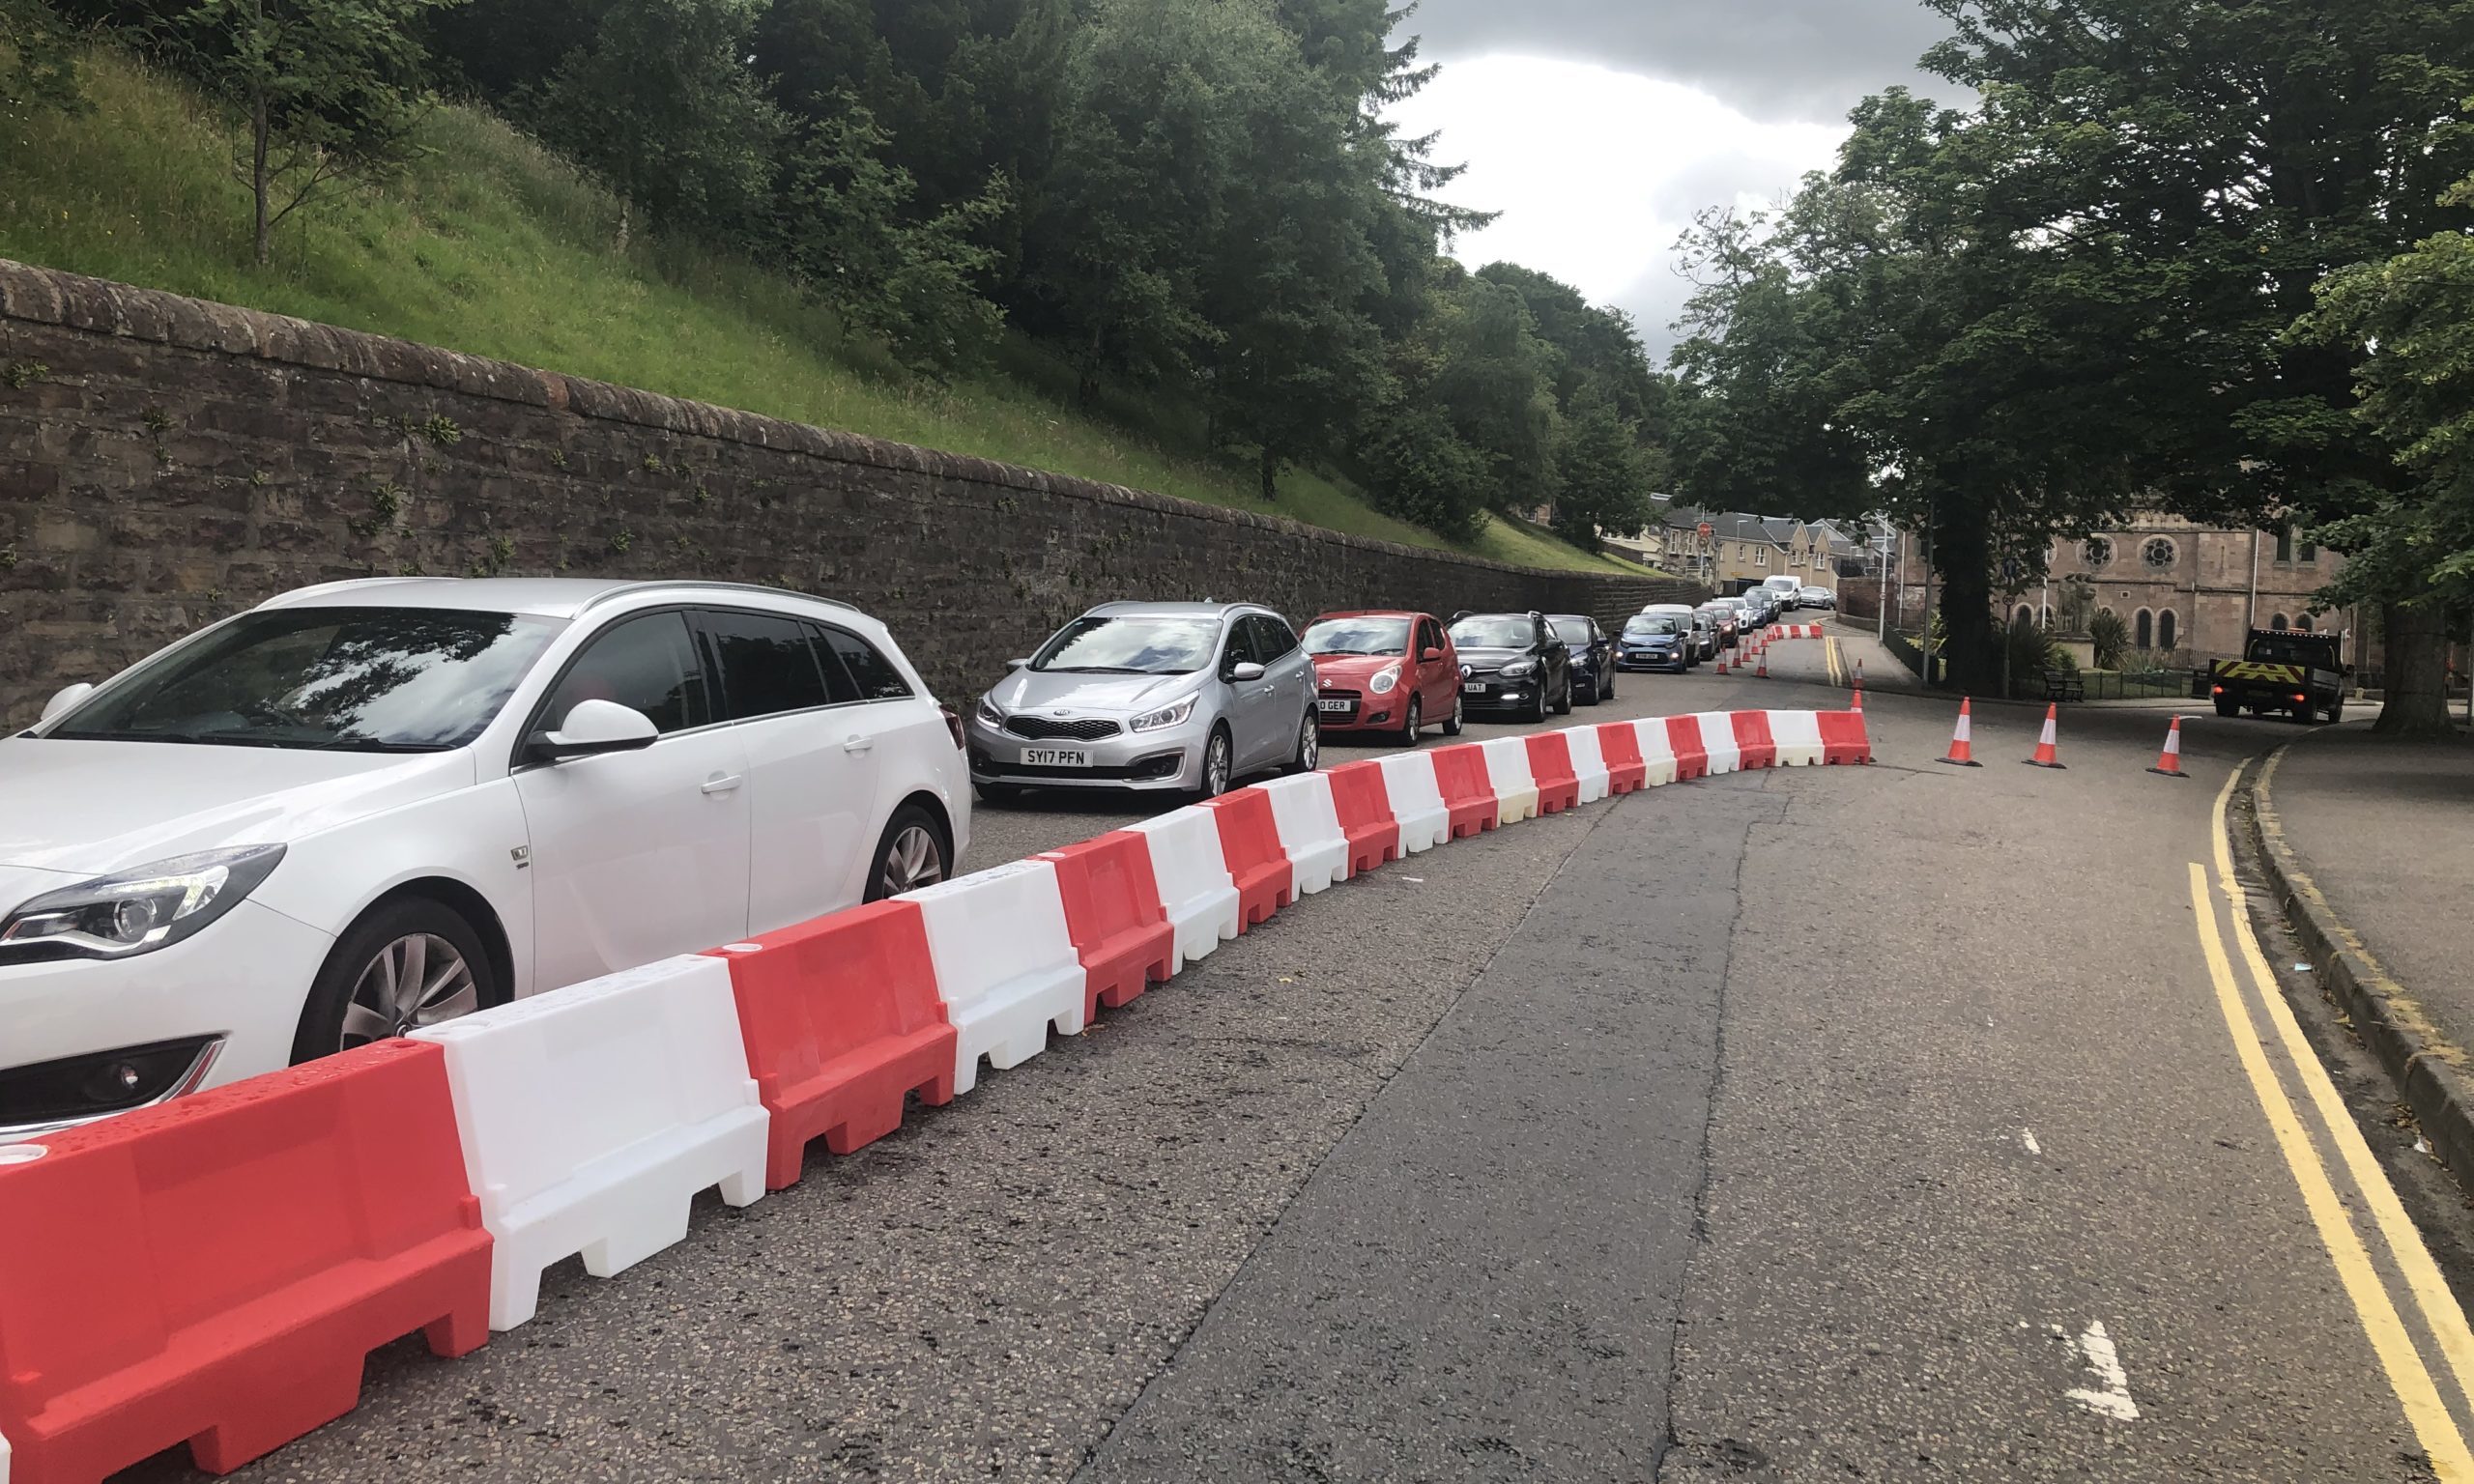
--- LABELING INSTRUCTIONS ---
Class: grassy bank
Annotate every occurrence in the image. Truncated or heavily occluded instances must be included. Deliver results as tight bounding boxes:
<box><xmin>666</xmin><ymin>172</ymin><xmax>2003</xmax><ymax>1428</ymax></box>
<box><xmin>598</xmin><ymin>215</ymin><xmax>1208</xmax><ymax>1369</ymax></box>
<box><xmin>0</xmin><ymin>48</ymin><xmax>1660</xmax><ymax>576</ymax></box>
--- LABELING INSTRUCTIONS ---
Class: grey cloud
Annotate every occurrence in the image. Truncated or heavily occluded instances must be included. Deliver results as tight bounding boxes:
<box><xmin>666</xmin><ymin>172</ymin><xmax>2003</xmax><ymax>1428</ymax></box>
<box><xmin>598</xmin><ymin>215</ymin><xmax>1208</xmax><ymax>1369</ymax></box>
<box><xmin>1398</xmin><ymin>0</ymin><xmax>1952</xmax><ymax>125</ymax></box>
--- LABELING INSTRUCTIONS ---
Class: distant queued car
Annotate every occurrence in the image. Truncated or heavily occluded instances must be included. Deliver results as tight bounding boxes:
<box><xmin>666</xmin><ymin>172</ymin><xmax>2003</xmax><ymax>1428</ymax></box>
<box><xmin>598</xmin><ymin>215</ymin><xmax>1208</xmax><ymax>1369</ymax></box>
<box><xmin>1697</xmin><ymin>602</ymin><xmax>1741</xmax><ymax>651</ymax></box>
<box><xmin>1762</xmin><ymin>574</ymin><xmax>1803</xmax><ymax>611</ymax></box>
<box><xmin>1799</xmin><ymin>586</ymin><xmax>1835</xmax><ymax>610</ymax></box>
<box><xmin>1548</xmin><ymin>614</ymin><xmax>1616</xmax><ymax>705</ymax></box>
<box><xmin>1449</xmin><ymin>612</ymin><xmax>1571</xmax><ymax>722</ymax></box>
<box><xmin>1302</xmin><ymin>610</ymin><xmax>1464</xmax><ymax>745</ymax></box>
<box><xmin>1640</xmin><ymin>603</ymin><xmax>1702</xmax><ymax>665</ymax></box>
<box><xmin>1618</xmin><ymin>613</ymin><xmax>1690</xmax><ymax>673</ymax></box>
<box><xmin>969</xmin><ymin>601</ymin><xmax>1317</xmax><ymax>804</ymax></box>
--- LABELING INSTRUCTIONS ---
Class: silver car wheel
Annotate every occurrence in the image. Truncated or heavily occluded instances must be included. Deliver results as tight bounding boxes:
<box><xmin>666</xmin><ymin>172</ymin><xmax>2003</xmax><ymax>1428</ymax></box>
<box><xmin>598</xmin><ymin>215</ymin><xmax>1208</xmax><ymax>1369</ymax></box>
<box><xmin>878</xmin><ymin>823</ymin><xmax>946</xmax><ymax>898</ymax></box>
<box><xmin>340</xmin><ymin>932</ymin><xmax>476</xmax><ymax>1047</ymax></box>
<box><xmin>1204</xmin><ymin>731</ymin><xmax>1232</xmax><ymax>796</ymax></box>
<box><xmin>1298</xmin><ymin>713</ymin><xmax>1319</xmax><ymax>771</ymax></box>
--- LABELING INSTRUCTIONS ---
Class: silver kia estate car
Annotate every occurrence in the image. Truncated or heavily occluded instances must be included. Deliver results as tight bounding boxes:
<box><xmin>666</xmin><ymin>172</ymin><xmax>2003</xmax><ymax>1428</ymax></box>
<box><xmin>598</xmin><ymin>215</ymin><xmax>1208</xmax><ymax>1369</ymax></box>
<box><xmin>965</xmin><ymin>602</ymin><xmax>1318</xmax><ymax>803</ymax></box>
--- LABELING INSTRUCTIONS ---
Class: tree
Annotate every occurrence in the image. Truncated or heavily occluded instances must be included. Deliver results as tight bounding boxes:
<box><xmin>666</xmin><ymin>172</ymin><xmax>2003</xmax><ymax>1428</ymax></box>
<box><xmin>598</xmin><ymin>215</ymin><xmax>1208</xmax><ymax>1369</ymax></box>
<box><xmin>2296</xmin><ymin>169</ymin><xmax>2474</xmax><ymax>731</ymax></box>
<box><xmin>775</xmin><ymin>100</ymin><xmax>1010</xmax><ymax>371</ymax></box>
<box><xmin>3</xmin><ymin>0</ymin><xmax>84</xmax><ymax>114</ymax></box>
<box><xmin>531</xmin><ymin>0</ymin><xmax>783</xmax><ymax>249</ymax></box>
<box><xmin>1913</xmin><ymin>0</ymin><xmax>2474</xmax><ymax>729</ymax></box>
<box><xmin>167</xmin><ymin>0</ymin><xmax>460</xmax><ymax>263</ymax></box>
<box><xmin>1551</xmin><ymin>396</ymin><xmax>1659</xmax><ymax>548</ymax></box>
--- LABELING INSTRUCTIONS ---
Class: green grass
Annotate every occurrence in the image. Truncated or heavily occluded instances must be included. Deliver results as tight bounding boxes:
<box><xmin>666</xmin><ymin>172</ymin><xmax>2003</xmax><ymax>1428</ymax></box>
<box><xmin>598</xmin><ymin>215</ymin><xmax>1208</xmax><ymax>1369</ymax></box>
<box><xmin>0</xmin><ymin>47</ymin><xmax>1659</xmax><ymax>575</ymax></box>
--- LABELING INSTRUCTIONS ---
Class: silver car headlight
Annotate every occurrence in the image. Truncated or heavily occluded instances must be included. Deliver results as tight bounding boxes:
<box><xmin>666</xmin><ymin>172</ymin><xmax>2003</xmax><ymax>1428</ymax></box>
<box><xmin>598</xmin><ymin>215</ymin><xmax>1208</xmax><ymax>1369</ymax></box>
<box><xmin>1368</xmin><ymin>667</ymin><xmax>1401</xmax><ymax>696</ymax></box>
<box><xmin>1130</xmin><ymin>695</ymin><xmax>1199</xmax><ymax>732</ymax></box>
<box><xmin>975</xmin><ymin>694</ymin><xmax>1005</xmax><ymax>728</ymax></box>
<box><xmin>1500</xmin><ymin>659</ymin><xmax>1538</xmax><ymax>679</ymax></box>
<box><xmin>0</xmin><ymin>845</ymin><xmax>287</xmax><ymax>963</ymax></box>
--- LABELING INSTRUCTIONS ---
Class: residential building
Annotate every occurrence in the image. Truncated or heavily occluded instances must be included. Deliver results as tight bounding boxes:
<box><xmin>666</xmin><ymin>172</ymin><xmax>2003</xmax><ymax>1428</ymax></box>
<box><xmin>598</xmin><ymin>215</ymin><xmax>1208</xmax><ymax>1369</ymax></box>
<box><xmin>1654</xmin><ymin>501</ymin><xmax>1864</xmax><ymax>597</ymax></box>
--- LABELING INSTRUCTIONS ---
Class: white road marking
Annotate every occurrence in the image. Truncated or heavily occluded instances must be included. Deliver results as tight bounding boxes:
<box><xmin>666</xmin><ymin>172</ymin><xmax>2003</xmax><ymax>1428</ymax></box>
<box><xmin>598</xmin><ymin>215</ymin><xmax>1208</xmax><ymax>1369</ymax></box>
<box><xmin>2022</xmin><ymin>1129</ymin><xmax>2042</xmax><ymax>1156</ymax></box>
<box><xmin>2064</xmin><ymin>1321</ymin><xmax>2141</xmax><ymax>1422</ymax></box>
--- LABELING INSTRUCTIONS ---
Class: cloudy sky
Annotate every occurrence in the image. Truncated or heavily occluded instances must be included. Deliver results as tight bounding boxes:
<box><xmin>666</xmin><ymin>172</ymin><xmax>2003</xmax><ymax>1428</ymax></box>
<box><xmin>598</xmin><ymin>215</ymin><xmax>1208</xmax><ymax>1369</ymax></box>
<box><xmin>1384</xmin><ymin>0</ymin><xmax>1953</xmax><ymax>357</ymax></box>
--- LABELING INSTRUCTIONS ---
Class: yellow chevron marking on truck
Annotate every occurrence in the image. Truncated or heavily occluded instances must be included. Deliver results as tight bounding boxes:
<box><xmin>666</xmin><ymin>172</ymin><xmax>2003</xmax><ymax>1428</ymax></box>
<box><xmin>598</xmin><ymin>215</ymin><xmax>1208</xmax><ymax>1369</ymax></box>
<box><xmin>2216</xmin><ymin>662</ymin><xmax>2307</xmax><ymax>684</ymax></box>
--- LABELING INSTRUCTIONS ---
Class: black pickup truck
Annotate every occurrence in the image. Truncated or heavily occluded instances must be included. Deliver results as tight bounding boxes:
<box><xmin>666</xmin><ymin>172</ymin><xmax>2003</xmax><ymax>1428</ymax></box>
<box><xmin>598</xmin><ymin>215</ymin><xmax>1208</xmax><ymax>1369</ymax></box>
<box><xmin>2207</xmin><ymin>629</ymin><xmax>2349</xmax><ymax>724</ymax></box>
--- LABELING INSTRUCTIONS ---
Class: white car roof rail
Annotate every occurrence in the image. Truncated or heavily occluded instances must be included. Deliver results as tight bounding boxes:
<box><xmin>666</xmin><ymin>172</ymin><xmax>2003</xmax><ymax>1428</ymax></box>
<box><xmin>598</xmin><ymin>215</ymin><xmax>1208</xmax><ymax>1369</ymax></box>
<box><xmin>577</xmin><ymin>580</ymin><xmax>863</xmax><ymax>616</ymax></box>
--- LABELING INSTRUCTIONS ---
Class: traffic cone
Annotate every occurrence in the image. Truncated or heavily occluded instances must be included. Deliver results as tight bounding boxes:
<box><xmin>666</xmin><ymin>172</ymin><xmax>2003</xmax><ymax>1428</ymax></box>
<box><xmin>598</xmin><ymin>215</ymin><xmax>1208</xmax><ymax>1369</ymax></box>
<box><xmin>1855</xmin><ymin>658</ymin><xmax>1864</xmax><ymax>687</ymax></box>
<box><xmin>1714</xmin><ymin>650</ymin><xmax>1730</xmax><ymax>675</ymax></box>
<box><xmin>2025</xmin><ymin>702</ymin><xmax>2066</xmax><ymax>769</ymax></box>
<box><xmin>1852</xmin><ymin>686</ymin><xmax>1864</xmax><ymax>714</ymax></box>
<box><xmin>2147</xmin><ymin>715</ymin><xmax>2191</xmax><ymax>779</ymax></box>
<box><xmin>1939</xmin><ymin>698</ymin><xmax>1981</xmax><ymax>766</ymax></box>
<box><xmin>1755</xmin><ymin>645</ymin><xmax>1769</xmax><ymax>678</ymax></box>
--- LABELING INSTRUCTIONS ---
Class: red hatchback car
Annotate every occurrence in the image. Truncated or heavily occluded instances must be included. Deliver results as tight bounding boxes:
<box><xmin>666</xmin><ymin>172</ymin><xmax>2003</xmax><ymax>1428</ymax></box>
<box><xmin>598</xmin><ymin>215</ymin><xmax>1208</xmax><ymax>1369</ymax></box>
<box><xmin>1301</xmin><ymin>610</ymin><xmax>1465</xmax><ymax>745</ymax></box>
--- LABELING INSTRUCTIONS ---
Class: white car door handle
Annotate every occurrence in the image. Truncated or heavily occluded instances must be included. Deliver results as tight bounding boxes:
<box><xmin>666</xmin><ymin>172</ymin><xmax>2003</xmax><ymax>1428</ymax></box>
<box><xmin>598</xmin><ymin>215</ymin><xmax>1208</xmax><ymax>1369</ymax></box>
<box><xmin>701</xmin><ymin>774</ymin><xmax>744</xmax><ymax>794</ymax></box>
<box><xmin>843</xmin><ymin>735</ymin><xmax>875</xmax><ymax>755</ymax></box>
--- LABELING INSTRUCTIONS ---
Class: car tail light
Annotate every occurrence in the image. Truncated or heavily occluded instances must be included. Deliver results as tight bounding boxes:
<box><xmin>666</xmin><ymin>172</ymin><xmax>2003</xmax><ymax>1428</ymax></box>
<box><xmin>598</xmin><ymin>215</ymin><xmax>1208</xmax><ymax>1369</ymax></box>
<box><xmin>2292</xmin><ymin>693</ymin><xmax>2306</xmax><ymax>703</ymax></box>
<box><xmin>2210</xmin><ymin>684</ymin><xmax>2223</xmax><ymax>695</ymax></box>
<box><xmin>941</xmin><ymin>705</ymin><xmax>965</xmax><ymax>749</ymax></box>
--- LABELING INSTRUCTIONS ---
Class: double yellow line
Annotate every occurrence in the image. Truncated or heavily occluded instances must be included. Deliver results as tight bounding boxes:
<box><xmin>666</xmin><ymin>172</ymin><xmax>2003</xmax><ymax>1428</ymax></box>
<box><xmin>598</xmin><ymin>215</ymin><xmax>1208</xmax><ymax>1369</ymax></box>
<box><xmin>2192</xmin><ymin>769</ymin><xmax>2474</xmax><ymax>1477</ymax></box>
<box><xmin>1823</xmin><ymin>633</ymin><xmax>1845</xmax><ymax>688</ymax></box>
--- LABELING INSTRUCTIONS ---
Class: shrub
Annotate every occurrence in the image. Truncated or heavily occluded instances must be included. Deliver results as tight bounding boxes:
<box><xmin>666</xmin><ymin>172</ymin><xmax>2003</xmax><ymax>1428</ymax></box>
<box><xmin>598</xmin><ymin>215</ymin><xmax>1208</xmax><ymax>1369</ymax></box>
<box><xmin>2088</xmin><ymin>609</ymin><xmax>2129</xmax><ymax>669</ymax></box>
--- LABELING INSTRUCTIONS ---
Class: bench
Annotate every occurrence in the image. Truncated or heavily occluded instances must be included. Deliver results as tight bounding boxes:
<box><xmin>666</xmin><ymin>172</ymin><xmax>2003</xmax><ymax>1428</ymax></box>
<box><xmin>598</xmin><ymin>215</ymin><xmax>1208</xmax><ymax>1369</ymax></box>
<box><xmin>2042</xmin><ymin>670</ymin><xmax>2086</xmax><ymax>702</ymax></box>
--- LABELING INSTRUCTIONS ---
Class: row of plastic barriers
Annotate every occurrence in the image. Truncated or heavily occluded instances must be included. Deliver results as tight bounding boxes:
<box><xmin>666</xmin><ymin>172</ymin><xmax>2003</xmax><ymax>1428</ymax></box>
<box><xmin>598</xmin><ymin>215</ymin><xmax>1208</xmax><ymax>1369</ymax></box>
<box><xmin>1766</xmin><ymin>622</ymin><xmax>1826</xmax><ymax>641</ymax></box>
<box><xmin>0</xmin><ymin>705</ymin><xmax>1866</xmax><ymax>1484</ymax></box>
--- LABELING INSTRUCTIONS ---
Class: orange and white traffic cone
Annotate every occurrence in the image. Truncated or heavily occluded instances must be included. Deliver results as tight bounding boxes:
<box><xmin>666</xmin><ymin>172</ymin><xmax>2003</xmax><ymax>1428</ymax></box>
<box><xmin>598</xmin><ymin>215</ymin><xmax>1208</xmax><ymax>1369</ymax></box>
<box><xmin>1855</xmin><ymin>658</ymin><xmax>1864</xmax><ymax>687</ymax></box>
<box><xmin>1714</xmin><ymin>650</ymin><xmax>1730</xmax><ymax>675</ymax></box>
<box><xmin>2025</xmin><ymin>702</ymin><xmax>2066</xmax><ymax>769</ymax></box>
<box><xmin>2147</xmin><ymin>715</ymin><xmax>2190</xmax><ymax>779</ymax></box>
<box><xmin>1939</xmin><ymin>698</ymin><xmax>1981</xmax><ymax>767</ymax></box>
<box><xmin>1852</xmin><ymin>686</ymin><xmax>1864</xmax><ymax>714</ymax></box>
<box><xmin>1755</xmin><ymin>645</ymin><xmax>1769</xmax><ymax>679</ymax></box>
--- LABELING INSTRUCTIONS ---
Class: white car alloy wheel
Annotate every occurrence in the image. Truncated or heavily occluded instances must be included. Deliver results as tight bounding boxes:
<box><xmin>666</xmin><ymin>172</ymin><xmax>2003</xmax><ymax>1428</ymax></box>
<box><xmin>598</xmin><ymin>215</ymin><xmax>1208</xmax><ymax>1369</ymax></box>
<box><xmin>878</xmin><ymin>823</ymin><xmax>946</xmax><ymax>897</ymax></box>
<box><xmin>342</xmin><ymin>932</ymin><xmax>478</xmax><ymax>1047</ymax></box>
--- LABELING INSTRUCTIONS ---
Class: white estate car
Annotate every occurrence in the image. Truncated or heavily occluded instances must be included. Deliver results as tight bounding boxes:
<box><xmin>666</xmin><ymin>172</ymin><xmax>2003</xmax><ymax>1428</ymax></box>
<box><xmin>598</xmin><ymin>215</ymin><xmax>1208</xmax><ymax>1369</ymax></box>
<box><xmin>0</xmin><ymin>578</ymin><xmax>970</xmax><ymax>1137</ymax></box>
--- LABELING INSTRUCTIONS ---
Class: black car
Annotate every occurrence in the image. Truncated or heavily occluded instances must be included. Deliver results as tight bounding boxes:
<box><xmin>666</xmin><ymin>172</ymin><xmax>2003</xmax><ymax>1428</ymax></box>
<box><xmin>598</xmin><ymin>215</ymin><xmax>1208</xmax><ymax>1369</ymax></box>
<box><xmin>1618</xmin><ymin>613</ymin><xmax>1691</xmax><ymax>673</ymax></box>
<box><xmin>1448</xmin><ymin>611</ymin><xmax>1572</xmax><ymax>722</ymax></box>
<box><xmin>1548</xmin><ymin>614</ymin><xmax>1616</xmax><ymax>705</ymax></box>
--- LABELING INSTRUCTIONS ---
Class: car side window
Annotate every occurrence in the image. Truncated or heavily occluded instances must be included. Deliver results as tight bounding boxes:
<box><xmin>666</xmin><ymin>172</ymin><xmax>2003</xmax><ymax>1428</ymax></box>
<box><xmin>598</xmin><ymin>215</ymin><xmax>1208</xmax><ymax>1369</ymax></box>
<box><xmin>1220</xmin><ymin>618</ymin><xmax>1258</xmax><ymax>675</ymax></box>
<box><xmin>703</xmin><ymin>609</ymin><xmax>831</xmax><ymax>721</ymax></box>
<box><xmin>820</xmin><ymin>624</ymin><xmax>909</xmax><ymax>701</ymax></box>
<box><xmin>1419</xmin><ymin>618</ymin><xmax>1443</xmax><ymax>656</ymax></box>
<box><xmin>545</xmin><ymin>611</ymin><xmax>710</xmax><ymax>735</ymax></box>
<box><xmin>1252</xmin><ymin>614</ymin><xmax>1301</xmax><ymax>660</ymax></box>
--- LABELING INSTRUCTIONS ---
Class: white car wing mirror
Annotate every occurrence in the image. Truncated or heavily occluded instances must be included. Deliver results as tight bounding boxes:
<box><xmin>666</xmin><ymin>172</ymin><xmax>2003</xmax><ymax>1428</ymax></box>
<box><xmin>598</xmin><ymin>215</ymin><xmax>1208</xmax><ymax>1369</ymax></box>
<box><xmin>532</xmin><ymin>699</ymin><xmax>659</xmax><ymax>762</ymax></box>
<box><xmin>40</xmin><ymin>683</ymin><xmax>95</xmax><ymax>724</ymax></box>
<box><xmin>1229</xmin><ymin>661</ymin><xmax>1267</xmax><ymax>683</ymax></box>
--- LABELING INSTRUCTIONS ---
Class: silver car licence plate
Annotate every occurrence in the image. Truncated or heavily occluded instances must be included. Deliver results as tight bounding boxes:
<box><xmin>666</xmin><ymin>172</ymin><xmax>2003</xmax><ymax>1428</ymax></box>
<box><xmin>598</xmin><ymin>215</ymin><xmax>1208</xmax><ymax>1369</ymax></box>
<box><xmin>1023</xmin><ymin>748</ymin><xmax>1091</xmax><ymax>768</ymax></box>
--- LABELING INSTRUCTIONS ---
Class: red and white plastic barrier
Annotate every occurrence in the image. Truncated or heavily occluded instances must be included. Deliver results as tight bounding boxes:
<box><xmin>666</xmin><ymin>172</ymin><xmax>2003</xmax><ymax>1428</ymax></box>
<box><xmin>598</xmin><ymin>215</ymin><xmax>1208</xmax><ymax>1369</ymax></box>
<box><xmin>0</xmin><ymin>1041</ymin><xmax>491</xmax><ymax>1481</ymax></box>
<box><xmin>1325</xmin><ymin>760</ymin><xmax>1405</xmax><ymax>872</ymax></box>
<box><xmin>1254</xmin><ymin>772</ymin><xmax>1352</xmax><ymax>897</ymax></box>
<box><xmin>1041</xmin><ymin>832</ymin><xmax>1178</xmax><ymax>1018</ymax></box>
<box><xmin>710</xmin><ymin>899</ymin><xmax>958</xmax><ymax>1189</ymax></box>
<box><xmin>1371</xmin><ymin>752</ymin><xmax>1452</xmax><ymax>853</ymax></box>
<box><xmin>1</xmin><ymin>701</ymin><xmax>1873</xmax><ymax>1482</ymax></box>
<box><xmin>1127</xmin><ymin>806</ymin><xmax>1244</xmax><ymax>970</ymax></box>
<box><xmin>412</xmin><ymin>955</ymin><xmax>768</xmax><ymax>1331</ymax></box>
<box><xmin>905</xmin><ymin>858</ymin><xmax>1087</xmax><ymax>1094</ymax></box>
<box><xmin>1477</xmin><ymin>737</ymin><xmax>1541</xmax><ymax>824</ymax></box>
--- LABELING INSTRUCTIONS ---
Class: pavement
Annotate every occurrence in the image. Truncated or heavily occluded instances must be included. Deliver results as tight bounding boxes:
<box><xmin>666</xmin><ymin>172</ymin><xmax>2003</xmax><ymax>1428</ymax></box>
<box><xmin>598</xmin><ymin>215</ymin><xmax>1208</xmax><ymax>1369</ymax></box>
<box><xmin>2262</xmin><ymin>728</ymin><xmax>2474</xmax><ymax>1042</ymax></box>
<box><xmin>125</xmin><ymin>630</ymin><xmax>2474</xmax><ymax>1483</ymax></box>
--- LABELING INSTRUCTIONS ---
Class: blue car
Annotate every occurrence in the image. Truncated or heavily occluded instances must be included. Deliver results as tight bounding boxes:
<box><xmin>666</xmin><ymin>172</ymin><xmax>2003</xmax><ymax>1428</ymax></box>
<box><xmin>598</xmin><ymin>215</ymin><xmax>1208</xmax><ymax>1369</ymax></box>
<box><xmin>1618</xmin><ymin>613</ymin><xmax>1690</xmax><ymax>673</ymax></box>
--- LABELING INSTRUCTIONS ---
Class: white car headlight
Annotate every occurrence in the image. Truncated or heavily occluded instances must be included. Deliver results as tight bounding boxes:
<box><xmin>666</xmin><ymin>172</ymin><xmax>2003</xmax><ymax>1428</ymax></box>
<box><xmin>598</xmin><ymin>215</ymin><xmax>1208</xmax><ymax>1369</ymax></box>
<box><xmin>1500</xmin><ymin>659</ymin><xmax>1538</xmax><ymax>679</ymax></box>
<box><xmin>975</xmin><ymin>695</ymin><xmax>1005</xmax><ymax>728</ymax></box>
<box><xmin>0</xmin><ymin>845</ymin><xmax>287</xmax><ymax>962</ymax></box>
<box><xmin>1368</xmin><ymin>667</ymin><xmax>1400</xmax><ymax>696</ymax></box>
<box><xmin>1130</xmin><ymin>695</ymin><xmax>1199</xmax><ymax>732</ymax></box>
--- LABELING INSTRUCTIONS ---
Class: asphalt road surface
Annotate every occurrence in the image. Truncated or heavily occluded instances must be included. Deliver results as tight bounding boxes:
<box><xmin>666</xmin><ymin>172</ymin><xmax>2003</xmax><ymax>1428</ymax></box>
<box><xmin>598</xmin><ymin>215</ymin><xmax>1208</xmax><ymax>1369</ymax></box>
<box><xmin>139</xmin><ymin>631</ymin><xmax>2474</xmax><ymax>1483</ymax></box>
